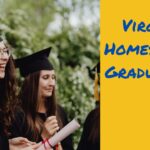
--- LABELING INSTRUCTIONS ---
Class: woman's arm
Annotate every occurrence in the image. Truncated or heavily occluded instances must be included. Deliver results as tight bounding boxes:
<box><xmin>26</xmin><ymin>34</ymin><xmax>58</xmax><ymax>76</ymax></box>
<box><xmin>9</xmin><ymin>137</ymin><xmax>42</xmax><ymax>150</ymax></box>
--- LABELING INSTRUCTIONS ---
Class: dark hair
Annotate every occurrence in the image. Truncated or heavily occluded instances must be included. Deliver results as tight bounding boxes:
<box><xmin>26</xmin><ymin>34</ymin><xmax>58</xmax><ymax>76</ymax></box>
<box><xmin>0</xmin><ymin>56</ymin><xmax>19</xmax><ymax>134</ymax></box>
<box><xmin>20</xmin><ymin>71</ymin><xmax>62</xmax><ymax>141</ymax></box>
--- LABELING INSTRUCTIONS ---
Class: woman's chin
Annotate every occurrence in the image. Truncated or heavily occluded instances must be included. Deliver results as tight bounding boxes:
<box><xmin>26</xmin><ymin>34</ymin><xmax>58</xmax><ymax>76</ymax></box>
<box><xmin>44</xmin><ymin>93</ymin><xmax>53</xmax><ymax>97</ymax></box>
<box><xmin>0</xmin><ymin>72</ymin><xmax>5</xmax><ymax>79</ymax></box>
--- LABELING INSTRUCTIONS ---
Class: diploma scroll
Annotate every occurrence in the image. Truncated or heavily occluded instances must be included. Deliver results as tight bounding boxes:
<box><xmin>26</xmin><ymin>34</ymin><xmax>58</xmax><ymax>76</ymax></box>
<box><xmin>37</xmin><ymin>119</ymin><xmax>80</xmax><ymax>150</ymax></box>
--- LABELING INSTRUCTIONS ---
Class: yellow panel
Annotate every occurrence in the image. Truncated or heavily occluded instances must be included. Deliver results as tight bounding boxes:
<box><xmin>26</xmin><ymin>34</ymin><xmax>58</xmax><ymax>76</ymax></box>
<box><xmin>101</xmin><ymin>0</ymin><xmax>150</xmax><ymax>149</ymax></box>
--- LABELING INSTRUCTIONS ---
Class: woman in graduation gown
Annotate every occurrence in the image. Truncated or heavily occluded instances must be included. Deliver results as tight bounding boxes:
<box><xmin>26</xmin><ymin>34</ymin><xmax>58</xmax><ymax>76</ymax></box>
<box><xmin>10</xmin><ymin>47</ymin><xmax>73</xmax><ymax>150</ymax></box>
<box><xmin>77</xmin><ymin>106</ymin><xmax>100</xmax><ymax>150</ymax></box>
<box><xmin>0</xmin><ymin>38</ymin><xmax>40</xmax><ymax>150</ymax></box>
<box><xmin>0</xmin><ymin>38</ymin><xmax>12</xmax><ymax>150</ymax></box>
<box><xmin>77</xmin><ymin>62</ymin><xmax>100</xmax><ymax>150</ymax></box>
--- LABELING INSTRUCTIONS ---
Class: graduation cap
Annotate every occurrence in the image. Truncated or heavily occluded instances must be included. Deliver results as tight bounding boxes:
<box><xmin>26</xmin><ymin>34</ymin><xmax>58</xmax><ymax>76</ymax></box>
<box><xmin>91</xmin><ymin>62</ymin><xmax>100</xmax><ymax>74</ymax></box>
<box><xmin>87</xmin><ymin>62</ymin><xmax>100</xmax><ymax>80</ymax></box>
<box><xmin>15</xmin><ymin>47</ymin><xmax>53</xmax><ymax>77</ymax></box>
<box><xmin>86</xmin><ymin>62</ymin><xmax>100</xmax><ymax>103</ymax></box>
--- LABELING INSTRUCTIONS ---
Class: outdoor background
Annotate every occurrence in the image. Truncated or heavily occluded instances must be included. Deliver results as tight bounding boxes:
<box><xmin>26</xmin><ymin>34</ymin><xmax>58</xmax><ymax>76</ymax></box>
<box><xmin>0</xmin><ymin>0</ymin><xmax>99</xmax><ymax>148</ymax></box>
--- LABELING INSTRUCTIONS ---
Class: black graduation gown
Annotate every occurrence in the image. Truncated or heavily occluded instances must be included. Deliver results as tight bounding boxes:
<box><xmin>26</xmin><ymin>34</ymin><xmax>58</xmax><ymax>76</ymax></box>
<box><xmin>77</xmin><ymin>107</ymin><xmax>100</xmax><ymax>150</ymax></box>
<box><xmin>0</xmin><ymin>119</ymin><xmax>9</xmax><ymax>150</ymax></box>
<box><xmin>10</xmin><ymin>105</ymin><xmax>73</xmax><ymax>150</ymax></box>
<box><xmin>0</xmin><ymin>132</ymin><xmax>9</xmax><ymax>150</ymax></box>
<box><xmin>0</xmin><ymin>82</ymin><xmax>9</xmax><ymax>150</ymax></box>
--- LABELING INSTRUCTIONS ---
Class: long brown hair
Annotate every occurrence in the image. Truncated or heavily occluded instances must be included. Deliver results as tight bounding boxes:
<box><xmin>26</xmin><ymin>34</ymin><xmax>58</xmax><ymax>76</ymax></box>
<box><xmin>0</xmin><ymin>56</ymin><xmax>18</xmax><ymax>134</ymax></box>
<box><xmin>20</xmin><ymin>71</ymin><xmax>61</xmax><ymax>141</ymax></box>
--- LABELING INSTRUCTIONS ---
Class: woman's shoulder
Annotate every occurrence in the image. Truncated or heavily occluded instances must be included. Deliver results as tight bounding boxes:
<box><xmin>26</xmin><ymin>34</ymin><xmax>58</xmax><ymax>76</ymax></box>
<box><xmin>9</xmin><ymin>107</ymin><xmax>27</xmax><ymax>138</ymax></box>
<box><xmin>87</xmin><ymin>106</ymin><xmax>99</xmax><ymax>118</ymax></box>
<box><xmin>84</xmin><ymin>106</ymin><xmax>100</xmax><ymax>125</ymax></box>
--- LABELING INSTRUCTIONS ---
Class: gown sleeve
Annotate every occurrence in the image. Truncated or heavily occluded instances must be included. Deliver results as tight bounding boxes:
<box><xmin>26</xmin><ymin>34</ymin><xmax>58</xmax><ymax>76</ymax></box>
<box><xmin>9</xmin><ymin>110</ymin><xmax>27</xmax><ymax>139</ymax></box>
<box><xmin>10</xmin><ymin>110</ymin><xmax>45</xmax><ymax>142</ymax></box>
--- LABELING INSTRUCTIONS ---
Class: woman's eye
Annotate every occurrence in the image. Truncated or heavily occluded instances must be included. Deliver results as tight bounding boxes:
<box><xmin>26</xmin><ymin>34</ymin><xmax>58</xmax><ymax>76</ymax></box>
<box><xmin>42</xmin><ymin>75</ymin><xmax>49</xmax><ymax>79</ymax></box>
<box><xmin>5</xmin><ymin>50</ymin><xmax>10</xmax><ymax>55</ymax></box>
<box><xmin>0</xmin><ymin>48</ymin><xmax>10</xmax><ymax>56</ymax></box>
<box><xmin>52</xmin><ymin>75</ymin><xmax>56</xmax><ymax>80</ymax></box>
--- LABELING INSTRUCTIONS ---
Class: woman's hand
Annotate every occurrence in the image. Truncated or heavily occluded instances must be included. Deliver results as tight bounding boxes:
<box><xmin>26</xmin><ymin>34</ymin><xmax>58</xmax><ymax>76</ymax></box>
<box><xmin>9</xmin><ymin>137</ymin><xmax>41</xmax><ymax>150</ymax></box>
<box><xmin>57</xmin><ymin>143</ymin><xmax>63</xmax><ymax>150</ymax></box>
<box><xmin>41</xmin><ymin>116</ymin><xmax>59</xmax><ymax>139</ymax></box>
<box><xmin>9</xmin><ymin>137</ymin><xmax>35</xmax><ymax>146</ymax></box>
<box><xmin>22</xmin><ymin>142</ymin><xmax>42</xmax><ymax>150</ymax></box>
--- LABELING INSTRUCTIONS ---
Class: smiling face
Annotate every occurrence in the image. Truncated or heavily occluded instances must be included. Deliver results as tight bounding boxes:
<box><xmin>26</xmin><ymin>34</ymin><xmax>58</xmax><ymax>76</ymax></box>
<box><xmin>38</xmin><ymin>70</ymin><xmax>56</xmax><ymax>99</ymax></box>
<box><xmin>0</xmin><ymin>41</ymin><xmax>10</xmax><ymax>79</ymax></box>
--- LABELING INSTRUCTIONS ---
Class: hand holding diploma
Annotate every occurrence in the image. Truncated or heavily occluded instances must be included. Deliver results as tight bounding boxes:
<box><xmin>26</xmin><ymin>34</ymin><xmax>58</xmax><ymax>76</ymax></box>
<box><xmin>41</xmin><ymin>116</ymin><xmax>59</xmax><ymax>139</ymax></box>
<box><xmin>37</xmin><ymin>119</ymin><xmax>80</xmax><ymax>150</ymax></box>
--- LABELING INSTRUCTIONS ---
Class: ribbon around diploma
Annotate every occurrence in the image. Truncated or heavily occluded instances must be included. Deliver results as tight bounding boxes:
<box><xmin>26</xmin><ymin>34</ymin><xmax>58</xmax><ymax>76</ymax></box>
<box><xmin>42</xmin><ymin>138</ymin><xmax>53</xmax><ymax>149</ymax></box>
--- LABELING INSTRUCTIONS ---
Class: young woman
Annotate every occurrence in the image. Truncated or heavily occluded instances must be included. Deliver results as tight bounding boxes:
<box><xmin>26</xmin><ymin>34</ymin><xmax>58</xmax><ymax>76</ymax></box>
<box><xmin>0</xmin><ymin>38</ymin><xmax>41</xmax><ymax>150</ymax></box>
<box><xmin>0</xmin><ymin>37</ymin><xmax>13</xmax><ymax>150</ymax></box>
<box><xmin>10</xmin><ymin>48</ymin><xmax>73</xmax><ymax>150</ymax></box>
<box><xmin>77</xmin><ymin>106</ymin><xmax>100</xmax><ymax>150</ymax></box>
<box><xmin>77</xmin><ymin>62</ymin><xmax>100</xmax><ymax>150</ymax></box>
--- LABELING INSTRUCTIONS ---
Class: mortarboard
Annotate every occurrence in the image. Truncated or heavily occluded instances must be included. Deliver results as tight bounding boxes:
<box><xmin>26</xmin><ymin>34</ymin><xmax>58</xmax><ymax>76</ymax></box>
<box><xmin>86</xmin><ymin>62</ymin><xmax>100</xmax><ymax>103</ymax></box>
<box><xmin>15</xmin><ymin>47</ymin><xmax>53</xmax><ymax>77</ymax></box>
<box><xmin>87</xmin><ymin>62</ymin><xmax>100</xmax><ymax>80</ymax></box>
<box><xmin>91</xmin><ymin>62</ymin><xmax>100</xmax><ymax>74</ymax></box>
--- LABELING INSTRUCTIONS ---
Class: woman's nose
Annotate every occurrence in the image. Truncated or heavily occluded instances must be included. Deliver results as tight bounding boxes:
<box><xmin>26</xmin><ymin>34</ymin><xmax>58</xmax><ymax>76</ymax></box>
<box><xmin>49</xmin><ymin>78</ymin><xmax>55</xmax><ymax>86</ymax></box>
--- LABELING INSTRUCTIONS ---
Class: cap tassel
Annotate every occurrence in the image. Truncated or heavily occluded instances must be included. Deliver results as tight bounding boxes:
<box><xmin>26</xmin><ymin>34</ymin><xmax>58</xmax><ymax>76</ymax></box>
<box><xmin>94</xmin><ymin>73</ymin><xmax>100</xmax><ymax>101</ymax></box>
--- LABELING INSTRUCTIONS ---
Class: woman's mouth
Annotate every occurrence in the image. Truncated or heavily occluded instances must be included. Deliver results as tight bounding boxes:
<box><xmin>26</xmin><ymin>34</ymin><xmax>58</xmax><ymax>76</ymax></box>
<box><xmin>0</xmin><ymin>66</ymin><xmax>5</xmax><ymax>72</ymax></box>
<box><xmin>47</xmin><ymin>89</ymin><xmax>53</xmax><ymax>92</ymax></box>
<box><xmin>46</xmin><ymin>88</ymin><xmax>53</xmax><ymax>92</ymax></box>
<box><xmin>0</xmin><ymin>64</ymin><xmax>6</xmax><ymax>67</ymax></box>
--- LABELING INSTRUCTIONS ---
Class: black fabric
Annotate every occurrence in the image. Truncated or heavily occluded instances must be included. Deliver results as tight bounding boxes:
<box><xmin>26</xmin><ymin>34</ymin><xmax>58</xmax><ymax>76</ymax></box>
<box><xmin>87</xmin><ymin>62</ymin><xmax>100</xmax><ymax>80</ymax></box>
<box><xmin>0</xmin><ymin>134</ymin><xmax>9</xmax><ymax>150</ymax></box>
<box><xmin>15</xmin><ymin>47</ymin><xmax>53</xmax><ymax>77</ymax></box>
<box><xmin>91</xmin><ymin>62</ymin><xmax>100</xmax><ymax>73</ymax></box>
<box><xmin>9</xmin><ymin>105</ymin><xmax>73</xmax><ymax>150</ymax></box>
<box><xmin>77</xmin><ymin>107</ymin><xmax>100</xmax><ymax>150</ymax></box>
<box><xmin>9</xmin><ymin>109</ymin><xmax>32</xmax><ymax>141</ymax></box>
<box><xmin>0</xmin><ymin>81</ymin><xmax>9</xmax><ymax>150</ymax></box>
<box><xmin>0</xmin><ymin>80</ymin><xmax>5</xmax><ymax>109</ymax></box>
<box><xmin>0</xmin><ymin>114</ymin><xmax>9</xmax><ymax>150</ymax></box>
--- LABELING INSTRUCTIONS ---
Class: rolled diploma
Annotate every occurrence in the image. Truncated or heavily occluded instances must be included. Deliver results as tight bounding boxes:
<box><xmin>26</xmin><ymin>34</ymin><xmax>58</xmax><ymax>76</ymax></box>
<box><xmin>37</xmin><ymin>119</ymin><xmax>80</xmax><ymax>150</ymax></box>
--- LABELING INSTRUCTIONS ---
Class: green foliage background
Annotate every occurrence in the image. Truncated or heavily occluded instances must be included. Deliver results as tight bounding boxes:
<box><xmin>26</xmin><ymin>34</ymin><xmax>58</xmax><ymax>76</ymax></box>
<box><xmin>0</xmin><ymin>0</ymin><xmax>99</xmax><ymax>148</ymax></box>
